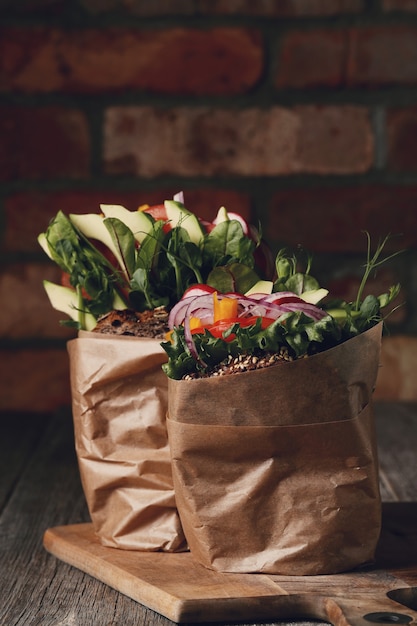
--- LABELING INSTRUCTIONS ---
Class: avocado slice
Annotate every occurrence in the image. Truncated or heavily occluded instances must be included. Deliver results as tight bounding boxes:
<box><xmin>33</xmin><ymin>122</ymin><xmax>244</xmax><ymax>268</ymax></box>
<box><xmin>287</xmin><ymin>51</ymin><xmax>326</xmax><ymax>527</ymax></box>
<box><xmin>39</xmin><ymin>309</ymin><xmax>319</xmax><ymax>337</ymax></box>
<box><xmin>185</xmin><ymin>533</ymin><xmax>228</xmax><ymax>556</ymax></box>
<box><xmin>245</xmin><ymin>280</ymin><xmax>274</xmax><ymax>296</ymax></box>
<box><xmin>69</xmin><ymin>213</ymin><xmax>128</xmax><ymax>274</ymax></box>
<box><xmin>99</xmin><ymin>204</ymin><xmax>152</xmax><ymax>244</ymax></box>
<box><xmin>326</xmin><ymin>308</ymin><xmax>361</xmax><ymax>320</ymax></box>
<box><xmin>300</xmin><ymin>288</ymin><xmax>329</xmax><ymax>304</ymax></box>
<box><xmin>37</xmin><ymin>232</ymin><xmax>52</xmax><ymax>259</ymax></box>
<box><xmin>43</xmin><ymin>281</ymin><xmax>97</xmax><ymax>331</ymax></box>
<box><xmin>214</xmin><ymin>206</ymin><xmax>229</xmax><ymax>224</ymax></box>
<box><xmin>164</xmin><ymin>200</ymin><xmax>204</xmax><ymax>244</ymax></box>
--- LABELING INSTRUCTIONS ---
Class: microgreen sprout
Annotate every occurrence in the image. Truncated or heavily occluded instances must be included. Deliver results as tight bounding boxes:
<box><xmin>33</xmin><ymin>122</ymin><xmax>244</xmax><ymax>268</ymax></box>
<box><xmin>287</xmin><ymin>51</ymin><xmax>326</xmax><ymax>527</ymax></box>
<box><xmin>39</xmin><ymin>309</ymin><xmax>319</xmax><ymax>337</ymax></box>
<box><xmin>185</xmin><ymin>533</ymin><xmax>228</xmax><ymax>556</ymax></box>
<box><xmin>354</xmin><ymin>232</ymin><xmax>403</xmax><ymax>312</ymax></box>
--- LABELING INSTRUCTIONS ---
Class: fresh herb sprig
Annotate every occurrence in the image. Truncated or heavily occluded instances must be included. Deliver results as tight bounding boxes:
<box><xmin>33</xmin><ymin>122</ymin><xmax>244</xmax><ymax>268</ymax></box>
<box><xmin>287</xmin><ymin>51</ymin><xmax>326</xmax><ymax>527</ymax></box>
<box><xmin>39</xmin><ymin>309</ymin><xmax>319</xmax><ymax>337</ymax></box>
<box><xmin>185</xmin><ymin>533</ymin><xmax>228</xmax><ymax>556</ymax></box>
<box><xmin>354</xmin><ymin>232</ymin><xmax>402</xmax><ymax>314</ymax></box>
<box><xmin>273</xmin><ymin>233</ymin><xmax>402</xmax><ymax>335</ymax></box>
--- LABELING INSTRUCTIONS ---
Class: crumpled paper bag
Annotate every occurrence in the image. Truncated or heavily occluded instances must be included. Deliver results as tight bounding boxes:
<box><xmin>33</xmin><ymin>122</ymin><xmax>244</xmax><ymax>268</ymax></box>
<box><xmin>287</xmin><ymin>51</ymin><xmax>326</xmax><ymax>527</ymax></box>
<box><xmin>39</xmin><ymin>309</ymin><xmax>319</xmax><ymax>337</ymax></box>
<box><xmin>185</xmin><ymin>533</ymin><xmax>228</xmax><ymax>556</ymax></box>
<box><xmin>167</xmin><ymin>323</ymin><xmax>383</xmax><ymax>573</ymax></box>
<box><xmin>67</xmin><ymin>331</ymin><xmax>186</xmax><ymax>552</ymax></box>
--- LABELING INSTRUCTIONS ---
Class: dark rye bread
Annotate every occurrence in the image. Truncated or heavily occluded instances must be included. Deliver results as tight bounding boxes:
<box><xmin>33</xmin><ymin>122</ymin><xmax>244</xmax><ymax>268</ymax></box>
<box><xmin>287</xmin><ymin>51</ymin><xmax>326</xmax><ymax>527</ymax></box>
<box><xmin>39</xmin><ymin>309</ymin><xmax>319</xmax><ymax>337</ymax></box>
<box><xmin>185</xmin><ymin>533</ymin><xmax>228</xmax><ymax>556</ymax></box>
<box><xmin>183</xmin><ymin>347</ymin><xmax>296</xmax><ymax>380</ymax></box>
<box><xmin>92</xmin><ymin>307</ymin><xmax>169</xmax><ymax>339</ymax></box>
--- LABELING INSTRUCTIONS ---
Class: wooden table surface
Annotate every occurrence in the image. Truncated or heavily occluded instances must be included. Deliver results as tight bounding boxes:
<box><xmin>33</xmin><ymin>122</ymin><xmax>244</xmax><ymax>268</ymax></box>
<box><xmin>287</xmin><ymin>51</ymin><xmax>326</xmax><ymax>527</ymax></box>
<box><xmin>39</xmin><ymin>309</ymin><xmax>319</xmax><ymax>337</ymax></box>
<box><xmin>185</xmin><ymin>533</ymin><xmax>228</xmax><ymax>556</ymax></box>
<box><xmin>1</xmin><ymin>401</ymin><xmax>416</xmax><ymax>626</ymax></box>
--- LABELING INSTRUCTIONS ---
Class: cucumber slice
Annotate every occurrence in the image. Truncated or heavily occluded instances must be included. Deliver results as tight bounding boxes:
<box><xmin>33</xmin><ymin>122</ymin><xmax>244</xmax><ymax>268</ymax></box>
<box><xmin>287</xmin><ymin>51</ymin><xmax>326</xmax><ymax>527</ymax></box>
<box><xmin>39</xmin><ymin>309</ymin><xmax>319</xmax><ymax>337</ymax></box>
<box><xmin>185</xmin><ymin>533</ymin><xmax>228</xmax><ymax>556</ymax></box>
<box><xmin>164</xmin><ymin>200</ymin><xmax>204</xmax><ymax>244</ymax></box>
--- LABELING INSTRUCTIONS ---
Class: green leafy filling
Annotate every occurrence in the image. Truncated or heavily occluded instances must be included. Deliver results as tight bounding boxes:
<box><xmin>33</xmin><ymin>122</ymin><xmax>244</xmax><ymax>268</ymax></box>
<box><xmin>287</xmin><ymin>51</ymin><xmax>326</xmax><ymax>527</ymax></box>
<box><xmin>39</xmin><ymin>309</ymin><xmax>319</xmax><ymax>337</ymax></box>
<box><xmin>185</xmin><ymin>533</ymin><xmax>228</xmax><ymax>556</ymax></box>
<box><xmin>161</xmin><ymin>313</ymin><xmax>345</xmax><ymax>380</ymax></box>
<box><xmin>41</xmin><ymin>206</ymin><xmax>265</xmax><ymax>328</ymax></box>
<box><xmin>161</xmin><ymin>232</ymin><xmax>403</xmax><ymax>379</ymax></box>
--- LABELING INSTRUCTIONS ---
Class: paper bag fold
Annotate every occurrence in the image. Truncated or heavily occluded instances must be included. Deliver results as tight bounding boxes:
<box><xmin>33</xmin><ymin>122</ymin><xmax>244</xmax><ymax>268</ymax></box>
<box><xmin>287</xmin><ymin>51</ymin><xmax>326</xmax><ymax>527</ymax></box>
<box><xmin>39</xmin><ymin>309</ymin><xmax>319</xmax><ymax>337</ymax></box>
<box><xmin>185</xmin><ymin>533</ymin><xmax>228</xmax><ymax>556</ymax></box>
<box><xmin>68</xmin><ymin>332</ymin><xmax>186</xmax><ymax>552</ymax></box>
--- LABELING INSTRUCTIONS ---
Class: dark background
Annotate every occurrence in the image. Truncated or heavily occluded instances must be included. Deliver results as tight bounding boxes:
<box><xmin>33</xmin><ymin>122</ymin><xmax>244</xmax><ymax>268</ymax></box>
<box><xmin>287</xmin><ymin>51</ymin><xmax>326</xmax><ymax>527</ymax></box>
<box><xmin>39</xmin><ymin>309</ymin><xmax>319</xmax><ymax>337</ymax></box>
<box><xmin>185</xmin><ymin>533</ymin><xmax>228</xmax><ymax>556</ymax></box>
<box><xmin>1</xmin><ymin>0</ymin><xmax>416</xmax><ymax>411</ymax></box>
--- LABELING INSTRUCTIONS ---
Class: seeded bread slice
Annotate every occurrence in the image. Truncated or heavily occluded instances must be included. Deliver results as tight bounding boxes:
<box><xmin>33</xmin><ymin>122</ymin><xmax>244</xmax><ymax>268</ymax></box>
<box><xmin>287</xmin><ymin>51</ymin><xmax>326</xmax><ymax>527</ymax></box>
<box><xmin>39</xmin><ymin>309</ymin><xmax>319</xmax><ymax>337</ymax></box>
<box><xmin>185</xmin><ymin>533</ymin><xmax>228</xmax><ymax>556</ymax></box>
<box><xmin>93</xmin><ymin>307</ymin><xmax>169</xmax><ymax>339</ymax></box>
<box><xmin>183</xmin><ymin>348</ymin><xmax>296</xmax><ymax>380</ymax></box>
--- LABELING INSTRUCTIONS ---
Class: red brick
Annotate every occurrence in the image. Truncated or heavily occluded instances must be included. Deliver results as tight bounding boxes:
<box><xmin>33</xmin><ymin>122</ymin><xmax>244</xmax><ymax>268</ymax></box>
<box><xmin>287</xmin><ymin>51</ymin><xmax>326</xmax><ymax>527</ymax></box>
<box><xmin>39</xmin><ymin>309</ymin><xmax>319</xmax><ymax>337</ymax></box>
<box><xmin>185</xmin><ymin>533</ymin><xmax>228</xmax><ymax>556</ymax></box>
<box><xmin>276</xmin><ymin>30</ymin><xmax>348</xmax><ymax>88</ymax></box>
<box><xmin>0</xmin><ymin>348</ymin><xmax>71</xmax><ymax>412</ymax></box>
<box><xmin>387</xmin><ymin>107</ymin><xmax>417</xmax><ymax>172</ymax></box>
<box><xmin>4</xmin><ymin>188</ymin><xmax>252</xmax><ymax>253</ymax></box>
<box><xmin>104</xmin><ymin>105</ymin><xmax>373</xmax><ymax>177</ymax></box>
<box><xmin>276</xmin><ymin>26</ymin><xmax>417</xmax><ymax>88</ymax></box>
<box><xmin>0</xmin><ymin>27</ymin><xmax>263</xmax><ymax>96</ymax></box>
<box><xmin>268</xmin><ymin>185</ymin><xmax>417</xmax><ymax>252</ymax></box>
<box><xmin>80</xmin><ymin>0</ymin><xmax>364</xmax><ymax>16</ymax></box>
<box><xmin>0</xmin><ymin>106</ymin><xmax>90</xmax><ymax>181</ymax></box>
<box><xmin>294</xmin><ymin>105</ymin><xmax>373</xmax><ymax>174</ymax></box>
<box><xmin>349</xmin><ymin>26</ymin><xmax>417</xmax><ymax>85</ymax></box>
<box><xmin>0</xmin><ymin>263</ymin><xmax>77</xmax><ymax>340</ymax></box>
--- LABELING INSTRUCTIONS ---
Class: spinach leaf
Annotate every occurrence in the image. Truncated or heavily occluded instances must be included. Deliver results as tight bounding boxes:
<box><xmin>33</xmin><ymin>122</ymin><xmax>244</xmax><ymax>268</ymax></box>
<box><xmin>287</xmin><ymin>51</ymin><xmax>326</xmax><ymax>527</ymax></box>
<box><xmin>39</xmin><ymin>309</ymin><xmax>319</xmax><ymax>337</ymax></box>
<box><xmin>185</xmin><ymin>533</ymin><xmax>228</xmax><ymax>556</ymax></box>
<box><xmin>166</xmin><ymin>227</ymin><xmax>203</xmax><ymax>301</ymax></box>
<box><xmin>207</xmin><ymin>263</ymin><xmax>260</xmax><ymax>294</ymax></box>
<box><xmin>131</xmin><ymin>221</ymin><xmax>167</xmax><ymax>310</ymax></box>
<box><xmin>203</xmin><ymin>221</ymin><xmax>255</xmax><ymax>269</ymax></box>
<box><xmin>134</xmin><ymin>220</ymin><xmax>166</xmax><ymax>274</ymax></box>
<box><xmin>285</xmin><ymin>273</ymin><xmax>320</xmax><ymax>295</ymax></box>
<box><xmin>103</xmin><ymin>217</ymin><xmax>136</xmax><ymax>279</ymax></box>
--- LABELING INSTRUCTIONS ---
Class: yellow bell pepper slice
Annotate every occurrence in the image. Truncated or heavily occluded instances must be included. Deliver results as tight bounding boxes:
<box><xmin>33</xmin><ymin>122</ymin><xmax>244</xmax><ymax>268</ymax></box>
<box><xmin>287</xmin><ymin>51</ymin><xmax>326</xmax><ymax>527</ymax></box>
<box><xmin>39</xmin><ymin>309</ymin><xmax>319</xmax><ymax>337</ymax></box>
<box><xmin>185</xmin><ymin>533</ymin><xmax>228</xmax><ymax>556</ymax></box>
<box><xmin>189</xmin><ymin>316</ymin><xmax>203</xmax><ymax>330</ymax></box>
<box><xmin>165</xmin><ymin>329</ymin><xmax>174</xmax><ymax>343</ymax></box>
<box><xmin>213</xmin><ymin>292</ymin><xmax>238</xmax><ymax>322</ymax></box>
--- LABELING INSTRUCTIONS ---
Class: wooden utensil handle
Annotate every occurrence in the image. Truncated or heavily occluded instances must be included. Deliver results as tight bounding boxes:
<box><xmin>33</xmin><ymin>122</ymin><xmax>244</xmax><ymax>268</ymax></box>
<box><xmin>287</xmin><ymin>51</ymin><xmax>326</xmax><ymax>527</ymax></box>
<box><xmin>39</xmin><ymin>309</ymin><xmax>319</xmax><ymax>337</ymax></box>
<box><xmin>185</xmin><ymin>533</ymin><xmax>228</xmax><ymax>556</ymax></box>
<box><xmin>323</xmin><ymin>594</ymin><xmax>414</xmax><ymax>626</ymax></box>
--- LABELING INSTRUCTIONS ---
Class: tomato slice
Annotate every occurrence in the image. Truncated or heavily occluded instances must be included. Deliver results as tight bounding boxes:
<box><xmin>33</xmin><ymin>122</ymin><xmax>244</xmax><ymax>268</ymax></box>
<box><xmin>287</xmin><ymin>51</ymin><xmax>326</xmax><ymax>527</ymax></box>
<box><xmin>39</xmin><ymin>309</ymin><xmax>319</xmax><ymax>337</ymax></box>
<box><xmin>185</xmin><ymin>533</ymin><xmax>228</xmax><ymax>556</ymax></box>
<box><xmin>140</xmin><ymin>204</ymin><xmax>173</xmax><ymax>233</ymax></box>
<box><xmin>269</xmin><ymin>295</ymin><xmax>303</xmax><ymax>305</ymax></box>
<box><xmin>191</xmin><ymin>315</ymin><xmax>275</xmax><ymax>342</ymax></box>
<box><xmin>140</xmin><ymin>204</ymin><xmax>167</xmax><ymax>220</ymax></box>
<box><xmin>61</xmin><ymin>271</ymin><xmax>91</xmax><ymax>299</ymax></box>
<box><xmin>141</xmin><ymin>204</ymin><xmax>215</xmax><ymax>235</ymax></box>
<box><xmin>199</xmin><ymin>219</ymin><xmax>216</xmax><ymax>233</ymax></box>
<box><xmin>182</xmin><ymin>284</ymin><xmax>216</xmax><ymax>299</ymax></box>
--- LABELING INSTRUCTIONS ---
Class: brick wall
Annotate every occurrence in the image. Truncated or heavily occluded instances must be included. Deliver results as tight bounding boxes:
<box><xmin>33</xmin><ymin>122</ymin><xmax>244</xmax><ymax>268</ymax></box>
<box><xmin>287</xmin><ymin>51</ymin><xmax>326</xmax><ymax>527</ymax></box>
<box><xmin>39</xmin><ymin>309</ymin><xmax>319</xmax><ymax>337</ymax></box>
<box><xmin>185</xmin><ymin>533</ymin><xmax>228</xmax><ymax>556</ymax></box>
<box><xmin>1</xmin><ymin>0</ymin><xmax>417</xmax><ymax>411</ymax></box>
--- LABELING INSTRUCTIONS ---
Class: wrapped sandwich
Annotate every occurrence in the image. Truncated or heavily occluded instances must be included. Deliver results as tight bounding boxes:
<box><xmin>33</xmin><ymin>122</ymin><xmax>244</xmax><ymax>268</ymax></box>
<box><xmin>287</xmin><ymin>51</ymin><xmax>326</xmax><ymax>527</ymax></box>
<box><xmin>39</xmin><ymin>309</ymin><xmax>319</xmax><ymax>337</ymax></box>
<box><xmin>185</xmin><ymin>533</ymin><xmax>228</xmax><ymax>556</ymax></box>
<box><xmin>162</xmin><ymin>238</ymin><xmax>402</xmax><ymax>573</ymax></box>
<box><xmin>38</xmin><ymin>193</ymin><xmax>272</xmax><ymax>552</ymax></box>
<box><xmin>38</xmin><ymin>192</ymin><xmax>272</xmax><ymax>332</ymax></box>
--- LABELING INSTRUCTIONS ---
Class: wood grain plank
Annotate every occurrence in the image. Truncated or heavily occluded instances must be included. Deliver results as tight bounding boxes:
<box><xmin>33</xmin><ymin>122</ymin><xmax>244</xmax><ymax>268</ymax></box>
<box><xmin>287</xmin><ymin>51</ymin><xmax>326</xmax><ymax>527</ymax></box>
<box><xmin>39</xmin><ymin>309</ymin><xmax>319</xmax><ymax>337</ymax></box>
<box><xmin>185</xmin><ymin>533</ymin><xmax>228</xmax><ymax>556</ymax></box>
<box><xmin>1</xmin><ymin>402</ymin><xmax>416</xmax><ymax>626</ymax></box>
<box><xmin>0</xmin><ymin>409</ymin><xmax>304</xmax><ymax>626</ymax></box>
<box><xmin>43</xmin><ymin>520</ymin><xmax>417</xmax><ymax>625</ymax></box>
<box><xmin>0</xmin><ymin>409</ymin><xmax>162</xmax><ymax>626</ymax></box>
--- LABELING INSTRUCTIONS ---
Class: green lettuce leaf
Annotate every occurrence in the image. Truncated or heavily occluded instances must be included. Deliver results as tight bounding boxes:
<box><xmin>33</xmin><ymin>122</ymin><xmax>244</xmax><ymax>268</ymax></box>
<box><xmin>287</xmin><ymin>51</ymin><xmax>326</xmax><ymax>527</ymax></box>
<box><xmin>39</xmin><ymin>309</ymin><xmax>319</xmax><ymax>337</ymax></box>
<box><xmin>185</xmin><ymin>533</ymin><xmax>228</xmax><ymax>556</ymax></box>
<box><xmin>161</xmin><ymin>312</ymin><xmax>343</xmax><ymax>380</ymax></box>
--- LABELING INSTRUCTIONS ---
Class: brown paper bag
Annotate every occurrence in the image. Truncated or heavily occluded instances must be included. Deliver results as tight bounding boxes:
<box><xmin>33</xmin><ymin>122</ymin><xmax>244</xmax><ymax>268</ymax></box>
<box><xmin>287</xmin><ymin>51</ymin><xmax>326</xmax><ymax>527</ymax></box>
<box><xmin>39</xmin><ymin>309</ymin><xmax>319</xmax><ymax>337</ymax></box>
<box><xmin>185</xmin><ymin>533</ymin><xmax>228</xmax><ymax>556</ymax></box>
<box><xmin>67</xmin><ymin>331</ymin><xmax>186</xmax><ymax>552</ymax></box>
<box><xmin>167</xmin><ymin>323</ymin><xmax>383</xmax><ymax>573</ymax></box>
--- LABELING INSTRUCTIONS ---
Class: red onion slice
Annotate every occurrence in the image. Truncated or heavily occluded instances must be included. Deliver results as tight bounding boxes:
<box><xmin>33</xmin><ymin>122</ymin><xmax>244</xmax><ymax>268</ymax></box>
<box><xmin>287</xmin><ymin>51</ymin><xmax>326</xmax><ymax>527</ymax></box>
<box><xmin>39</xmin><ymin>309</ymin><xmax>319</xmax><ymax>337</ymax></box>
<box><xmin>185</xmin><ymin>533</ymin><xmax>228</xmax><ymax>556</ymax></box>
<box><xmin>247</xmin><ymin>291</ymin><xmax>299</xmax><ymax>302</ymax></box>
<box><xmin>212</xmin><ymin>211</ymin><xmax>249</xmax><ymax>235</ymax></box>
<box><xmin>173</xmin><ymin>191</ymin><xmax>184</xmax><ymax>204</ymax></box>
<box><xmin>182</xmin><ymin>284</ymin><xmax>216</xmax><ymax>299</ymax></box>
<box><xmin>168</xmin><ymin>290</ymin><xmax>327</xmax><ymax>365</ymax></box>
<box><xmin>169</xmin><ymin>290</ymin><xmax>326</xmax><ymax>329</ymax></box>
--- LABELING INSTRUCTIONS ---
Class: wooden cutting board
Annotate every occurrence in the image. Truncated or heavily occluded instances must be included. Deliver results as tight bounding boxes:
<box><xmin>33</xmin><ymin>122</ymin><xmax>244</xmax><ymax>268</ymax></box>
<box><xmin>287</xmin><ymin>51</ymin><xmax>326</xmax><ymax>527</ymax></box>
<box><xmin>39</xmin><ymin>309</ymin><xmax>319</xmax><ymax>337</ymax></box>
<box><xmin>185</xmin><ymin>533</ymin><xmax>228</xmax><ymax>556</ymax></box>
<box><xmin>43</xmin><ymin>502</ymin><xmax>417</xmax><ymax>625</ymax></box>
